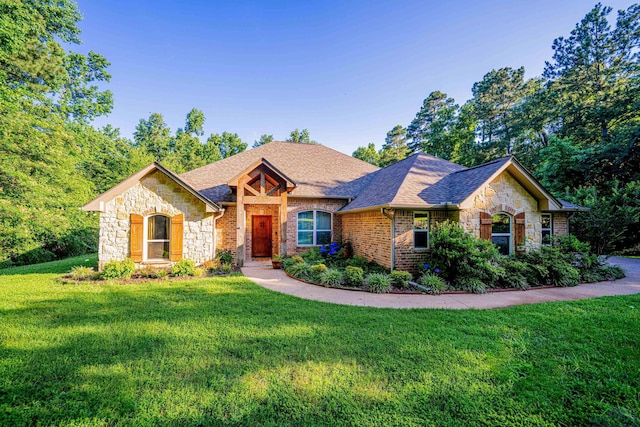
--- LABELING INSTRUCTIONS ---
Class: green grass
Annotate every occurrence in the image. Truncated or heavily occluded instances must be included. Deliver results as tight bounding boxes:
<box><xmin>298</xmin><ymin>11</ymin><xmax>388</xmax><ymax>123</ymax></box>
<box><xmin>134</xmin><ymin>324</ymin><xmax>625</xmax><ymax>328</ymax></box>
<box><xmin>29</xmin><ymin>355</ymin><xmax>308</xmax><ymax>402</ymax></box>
<box><xmin>1</xmin><ymin>257</ymin><xmax>639</xmax><ymax>426</ymax></box>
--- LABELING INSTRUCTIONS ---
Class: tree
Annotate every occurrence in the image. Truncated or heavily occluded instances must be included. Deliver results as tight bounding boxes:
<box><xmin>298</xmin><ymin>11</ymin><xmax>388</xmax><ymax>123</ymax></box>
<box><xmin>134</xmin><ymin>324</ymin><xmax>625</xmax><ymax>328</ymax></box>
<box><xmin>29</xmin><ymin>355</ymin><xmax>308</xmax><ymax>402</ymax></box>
<box><xmin>543</xmin><ymin>3</ymin><xmax>640</xmax><ymax>144</ymax></box>
<box><xmin>253</xmin><ymin>134</ymin><xmax>274</xmax><ymax>148</ymax></box>
<box><xmin>133</xmin><ymin>113</ymin><xmax>172</xmax><ymax>161</ymax></box>
<box><xmin>287</xmin><ymin>128</ymin><xmax>316</xmax><ymax>144</ymax></box>
<box><xmin>207</xmin><ymin>132</ymin><xmax>247</xmax><ymax>159</ymax></box>
<box><xmin>352</xmin><ymin>143</ymin><xmax>380</xmax><ymax>166</ymax></box>
<box><xmin>379</xmin><ymin>125</ymin><xmax>410</xmax><ymax>167</ymax></box>
<box><xmin>407</xmin><ymin>91</ymin><xmax>458</xmax><ymax>159</ymax></box>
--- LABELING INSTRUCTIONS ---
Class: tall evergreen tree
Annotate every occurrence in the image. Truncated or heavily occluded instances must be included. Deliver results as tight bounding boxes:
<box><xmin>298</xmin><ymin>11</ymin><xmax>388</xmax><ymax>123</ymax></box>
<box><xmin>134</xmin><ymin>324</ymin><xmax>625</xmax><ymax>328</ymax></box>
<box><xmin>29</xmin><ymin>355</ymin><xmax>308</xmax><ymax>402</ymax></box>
<box><xmin>253</xmin><ymin>134</ymin><xmax>274</xmax><ymax>148</ymax></box>
<box><xmin>379</xmin><ymin>125</ymin><xmax>410</xmax><ymax>167</ymax></box>
<box><xmin>407</xmin><ymin>91</ymin><xmax>458</xmax><ymax>159</ymax></box>
<box><xmin>133</xmin><ymin>113</ymin><xmax>172</xmax><ymax>161</ymax></box>
<box><xmin>352</xmin><ymin>143</ymin><xmax>381</xmax><ymax>166</ymax></box>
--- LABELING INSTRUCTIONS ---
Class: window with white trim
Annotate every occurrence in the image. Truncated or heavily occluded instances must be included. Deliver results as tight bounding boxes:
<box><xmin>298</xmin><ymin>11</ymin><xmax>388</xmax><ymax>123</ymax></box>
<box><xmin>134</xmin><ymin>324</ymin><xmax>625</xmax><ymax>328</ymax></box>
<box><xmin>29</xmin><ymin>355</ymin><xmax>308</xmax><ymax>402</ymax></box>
<box><xmin>541</xmin><ymin>214</ymin><xmax>552</xmax><ymax>246</ymax></box>
<box><xmin>297</xmin><ymin>211</ymin><xmax>331</xmax><ymax>246</ymax></box>
<box><xmin>413</xmin><ymin>211</ymin><xmax>430</xmax><ymax>249</ymax></box>
<box><xmin>146</xmin><ymin>215</ymin><xmax>170</xmax><ymax>260</ymax></box>
<box><xmin>492</xmin><ymin>213</ymin><xmax>511</xmax><ymax>255</ymax></box>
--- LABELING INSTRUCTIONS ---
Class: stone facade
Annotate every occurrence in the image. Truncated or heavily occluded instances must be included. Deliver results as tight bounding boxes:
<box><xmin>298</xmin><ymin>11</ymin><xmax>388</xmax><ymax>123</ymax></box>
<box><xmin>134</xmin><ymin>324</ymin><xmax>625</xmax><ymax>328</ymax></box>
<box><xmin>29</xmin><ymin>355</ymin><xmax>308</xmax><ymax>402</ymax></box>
<box><xmin>459</xmin><ymin>172</ymin><xmax>541</xmax><ymax>249</ymax></box>
<box><xmin>98</xmin><ymin>171</ymin><xmax>214</xmax><ymax>267</ymax></box>
<box><xmin>341</xmin><ymin>210</ymin><xmax>392</xmax><ymax>269</ymax></box>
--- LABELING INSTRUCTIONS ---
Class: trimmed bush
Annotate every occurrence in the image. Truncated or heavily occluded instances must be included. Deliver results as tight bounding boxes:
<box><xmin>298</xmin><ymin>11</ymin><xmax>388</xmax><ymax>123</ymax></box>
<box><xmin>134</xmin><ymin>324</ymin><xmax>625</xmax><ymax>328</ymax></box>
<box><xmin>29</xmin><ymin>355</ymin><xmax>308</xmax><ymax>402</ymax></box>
<box><xmin>69</xmin><ymin>266</ymin><xmax>95</xmax><ymax>281</ymax></box>
<box><xmin>319</xmin><ymin>269</ymin><xmax>344</xmax><ymax>287</ymax></box>
<box><xmin>346</xmin><ymin>256</ymin><xmax>368</xmax><ymax>269</ymax></box>
<box><xmin>311</xmin><ymin>263</ymin><xmax>328</xmax><ymax>273</ymax></box>
<box><xmin>521</xmin><ymin>246</ymin><xmax>580</xmax><ymax>287</ymax></box>
<box><xmin>101</xmin><ymin>258</ymin><xmax>136</xmax><ymax>280</ymax></box>
<box><xmin>496</xmin><ymin>257</ymin><xmax>530</xmax><ymax>290</ymax></box>
<box><xmin>154</xmin><ymin>269</ymin><xmax>169</xmax><ymax>279</ymax></box>
<box><xmin>391</xmin><ymin>270</ymin><xmax>412</xmax><ymax>289</ymax></box>
<box><xmin>171</xmin><ymin>259</ymin><xmax>197</xmax><ymax>277</ymax></box>
<box><xmin>365</xmin><ymin>273</ymin><xmax>392</xmax><ymax>294</ymax></box>
<box><xmin>417</xmin><ymin>273</ymin><xmax>447</xmax><ymax>295</ymax></box>
<box><xmin>344</xmin><ymin>266</ymin><xmax>364</xmax><ymax>286</ymax></box>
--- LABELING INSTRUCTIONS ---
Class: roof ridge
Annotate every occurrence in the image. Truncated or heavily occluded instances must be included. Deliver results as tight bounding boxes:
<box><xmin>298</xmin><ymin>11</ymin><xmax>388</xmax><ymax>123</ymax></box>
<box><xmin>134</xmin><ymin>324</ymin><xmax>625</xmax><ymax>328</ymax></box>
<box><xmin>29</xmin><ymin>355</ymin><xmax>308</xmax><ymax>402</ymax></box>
<box><xmin>450</xmin><ymin>156</ymin><xmax>511</xmax><ymax>175</ymax></box>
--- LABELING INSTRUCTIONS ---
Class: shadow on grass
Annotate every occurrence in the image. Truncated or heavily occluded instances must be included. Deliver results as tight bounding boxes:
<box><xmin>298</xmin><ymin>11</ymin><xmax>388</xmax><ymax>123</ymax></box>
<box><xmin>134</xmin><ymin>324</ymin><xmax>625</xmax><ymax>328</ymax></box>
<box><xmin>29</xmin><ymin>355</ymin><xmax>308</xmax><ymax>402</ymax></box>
<box><xmin>1</xmin><ymin>272</ymin><xmax>639</xmax><ymax>426</ymax></box>
<box><xmin>0</xmin><ymin>254</ymin><xmax>98</xmax><ymax>276</ymax></box>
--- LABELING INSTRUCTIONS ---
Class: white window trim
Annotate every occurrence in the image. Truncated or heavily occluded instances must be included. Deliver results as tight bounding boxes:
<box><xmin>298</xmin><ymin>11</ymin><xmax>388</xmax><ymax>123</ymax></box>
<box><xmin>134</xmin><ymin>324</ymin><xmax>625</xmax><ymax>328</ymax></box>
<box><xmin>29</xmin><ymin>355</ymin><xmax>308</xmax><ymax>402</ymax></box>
<box><xmin>297</xmin><ymin>210</ymin><xmax>332</xmax><ymax>246</ymax></box>
<box><xmin>491</xmin><ymin>212</ymin><xmax>513</xmax><ymax>255</ymax></box>
<box><xmin>413</xmin><ymin>211</ymin><xmax>430</xmax><ymax>250</ymax></box>
<box><xmin>143</xmin><ymin>214</ymin><xmax>171</xmax><ymax>261</ymax></box>
<box><xmin>541</xmin><ymin>213</ymin><xmax>553</xmax><ymax>246</ymax></box>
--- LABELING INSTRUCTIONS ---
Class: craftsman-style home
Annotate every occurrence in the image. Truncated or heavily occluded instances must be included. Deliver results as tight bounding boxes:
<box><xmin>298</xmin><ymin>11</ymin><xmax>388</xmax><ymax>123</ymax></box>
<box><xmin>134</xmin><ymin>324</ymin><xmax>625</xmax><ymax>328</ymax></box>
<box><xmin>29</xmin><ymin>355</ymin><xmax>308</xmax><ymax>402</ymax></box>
<box><xmin>83</xmin><ymin>141</ymin><xmax>581</xmax><ymax>273</ymax></box>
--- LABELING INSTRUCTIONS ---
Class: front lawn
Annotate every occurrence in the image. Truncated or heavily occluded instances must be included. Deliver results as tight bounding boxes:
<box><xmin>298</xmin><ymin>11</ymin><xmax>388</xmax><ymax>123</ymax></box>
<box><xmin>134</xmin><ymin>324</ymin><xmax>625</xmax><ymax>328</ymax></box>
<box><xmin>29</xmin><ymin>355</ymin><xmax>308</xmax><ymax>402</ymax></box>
<box><xmin>1</xmin><ymin>256</ymin><xmax>639</xmax><ymax>426</ymax></box>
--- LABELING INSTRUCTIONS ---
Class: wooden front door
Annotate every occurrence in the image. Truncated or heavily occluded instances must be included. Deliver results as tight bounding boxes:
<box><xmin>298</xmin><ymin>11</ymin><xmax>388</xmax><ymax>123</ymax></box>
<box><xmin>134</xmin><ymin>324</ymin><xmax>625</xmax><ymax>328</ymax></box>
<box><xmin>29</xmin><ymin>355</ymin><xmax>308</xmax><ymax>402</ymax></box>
<box><xmin>252</xmin><ymin>215</ymin><xmax>272</xmax><ymax>257</ymax></box>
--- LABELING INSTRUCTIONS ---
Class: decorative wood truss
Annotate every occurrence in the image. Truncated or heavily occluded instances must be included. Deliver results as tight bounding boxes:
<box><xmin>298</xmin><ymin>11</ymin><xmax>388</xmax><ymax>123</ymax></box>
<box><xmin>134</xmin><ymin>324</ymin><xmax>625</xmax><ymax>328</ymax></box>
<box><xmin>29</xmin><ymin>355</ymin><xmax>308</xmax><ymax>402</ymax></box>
<box><xmin>227</xmin><ymin>158</ymin><xmax>296</xmax><ymax>266</ymax></box>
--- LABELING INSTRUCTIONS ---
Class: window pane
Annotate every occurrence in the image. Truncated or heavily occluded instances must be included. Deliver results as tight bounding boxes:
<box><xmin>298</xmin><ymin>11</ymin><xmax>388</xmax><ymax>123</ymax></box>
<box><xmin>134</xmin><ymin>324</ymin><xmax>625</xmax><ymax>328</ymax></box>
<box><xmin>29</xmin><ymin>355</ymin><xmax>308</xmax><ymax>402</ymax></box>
<box><xmin>414</xmin><ymin>231</ymin><xmax>428</xmax><ymax>248</ymax></box>
<box><xmin>542</xmin><ymin>230</ymin><xmax>552</xmax><ymax>245</ymax></box>
<box><xmin>316</xmin><ymin>231</ymin><xmax>331</xmax><ymax>245</ymax></box>
<box><xmin>541</xmin><ymin>214</ymin><xmax>551</xmax><ymax>229</ymax></box>
<box><xmin>492</xmin><ymin>236</ymin><xmax>510</xmax><ymax>255</ymax></box>
<box><xmin>148</xmin><ymin>241</ymin><xmax>170</xmax><ymax>259</ymax></box>
<box><xmin>414</xmin><ymin>212</ymin><xmax>429</xmax><ymax>230</ymax></box>
<box><xmin>316</xmin><ymin>211</ymin><xmax>331</xmax><ymax>230</ymax></box>
<box><xmin>492</xmin><ymin>214</ymin><xmax>510</xmax><ymax>234</ymax></box>
<box><xmin>298</xmin><ymin>211</ymin><xmax>314</xmax><ymax>231</ymax></box>
<box><xmin>149</xmin><ymin>215</ymin><xmax>169</xmax><ymax>240</ymax></box>
<box><xmin>298</xmin><ymin>231</ymin><xmax>313</xmax><ymax>245</ymax></box>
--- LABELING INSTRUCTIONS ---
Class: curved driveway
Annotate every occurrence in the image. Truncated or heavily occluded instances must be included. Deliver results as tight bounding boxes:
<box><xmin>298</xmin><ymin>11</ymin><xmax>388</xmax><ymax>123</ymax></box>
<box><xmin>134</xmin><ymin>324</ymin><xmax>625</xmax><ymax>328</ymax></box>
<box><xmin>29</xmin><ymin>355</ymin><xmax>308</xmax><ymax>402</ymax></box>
<box><xmin>241</xmin><ymin>257</ymin><xmax>640</xmax><ymax>309</ymax></box>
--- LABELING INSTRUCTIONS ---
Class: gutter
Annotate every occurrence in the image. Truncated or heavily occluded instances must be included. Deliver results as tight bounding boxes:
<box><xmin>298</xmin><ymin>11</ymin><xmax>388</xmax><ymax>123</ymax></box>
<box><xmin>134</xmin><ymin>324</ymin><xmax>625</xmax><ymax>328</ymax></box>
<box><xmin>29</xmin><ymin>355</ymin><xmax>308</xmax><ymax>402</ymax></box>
<box><xmin>381</xmin><ymin>207</ymin><xmax>395</xmax><ymax>271</ymax></box>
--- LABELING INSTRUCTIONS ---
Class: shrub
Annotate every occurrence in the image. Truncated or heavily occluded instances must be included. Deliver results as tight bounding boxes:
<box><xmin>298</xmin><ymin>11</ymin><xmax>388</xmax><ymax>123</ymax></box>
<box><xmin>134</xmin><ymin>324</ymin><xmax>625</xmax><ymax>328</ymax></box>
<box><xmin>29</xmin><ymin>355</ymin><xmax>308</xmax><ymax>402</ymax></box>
<box><xmin>216</xmin><ymin>249</ymin><xmax>233</xmax><ymax>265</ymax></box>
<box><xmin>319</xmin><ymin>269</ymin><xmax>344</xmax><ymax>287</ymax></box>
<box><xmin>417</xmin><ymin>273</ymin><xmax>447</xmax><ymax>295</ymax></box>
<box><xmin>346</xmin><ymin>256</ymin><xmax>368</xmax><ymax>269</ymax></box>
<box><xmin>154</xmin><ymin>269</ymin><xmax>169</xmax><ymax>279</ymax></box>
<box><xmin>291</xmin><ymin>255</ymin><xmax>305</xmax><ymax>264</ymax></box>
<box><xmin>13</xmin><ymin>248</ymin><xmax>56</xmax><ymax>267</ymax></box>
<box><xmin>521</xmin><ymin>246</ymin><xmax>580</xmax><ymax>287</ymax></box>
<box><xmin>594</xmin><ymin>264</ymin><xmax>625</xmax><ymax>280</ymax></box>
<box><xmin>287</xmin><ymin>262</ymin><xmax>313</xmax><ymax>281</ymax></box>
<box><xmin>101</xmin><ymin>258</ymin><xmax>136</xmax><ymax>280</ymax></box>
<box><xmin>301</xmin><ymin>247</ymin><xmax>323</xmax><ymax>263</ymax></box>
<box><xmin>365</xmin><ymin>273</ymin><xmax>392</xmax><ymax>294</ymax></box>
<box><xmin>171</xmin><ymin>259</ymin><xmax>197</xmax><ymax>277</ymax></box>
<box><xmin>70</xmin><ymin>266</ymin><xmax>95</xmax><ymax>281</ymax></box>
<box><xmin>427</xmin><ymin>221</ymin><xmax>499</xmax><ymax>288</ymax></box>
<box><xmin>496</xmin><ymin>257</ymin><xmax>530</xmax><ymax>290</ymax></box>
<box><xmin>391</xmin><ymin>270</ymin><xmax>413</xmax><ymax>289</ymax></box>
<box><xmin>344</xmin><ymin>266</ymin><xmax>364</xmax><ymax>286</ymax></box>
<box><xmin>220</xmin><ymin>263</ymin><xmax>233</xmax><ymax>274</ymax></box>
<box><xmin>311</xmin><ymin>263</ymin><xmax>328</xmax><ymax>273</ymax></box>
<box><xmin>455</xmin><ymin>277</ymin><xmax>487</xmax><ymax>294</ymax></box>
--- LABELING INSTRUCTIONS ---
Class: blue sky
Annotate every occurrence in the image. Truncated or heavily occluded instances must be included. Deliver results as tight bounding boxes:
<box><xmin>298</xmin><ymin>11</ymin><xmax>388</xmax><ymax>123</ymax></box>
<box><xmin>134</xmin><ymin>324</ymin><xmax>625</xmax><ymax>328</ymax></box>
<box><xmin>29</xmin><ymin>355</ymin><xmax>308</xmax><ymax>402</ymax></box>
<box><xmin>76</xmin><ymin>0</ymin><xmax>636</xmax><ymax>155</ymax></box>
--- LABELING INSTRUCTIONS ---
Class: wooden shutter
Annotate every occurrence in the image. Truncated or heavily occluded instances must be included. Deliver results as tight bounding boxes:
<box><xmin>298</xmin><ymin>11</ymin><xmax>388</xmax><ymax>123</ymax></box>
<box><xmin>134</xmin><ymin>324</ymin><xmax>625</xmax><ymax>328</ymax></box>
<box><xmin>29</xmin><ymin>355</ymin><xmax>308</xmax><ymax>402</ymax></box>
<box><xmin>170</xmin><ymin>214</ymin><xmax>183</xmax><ymax>261</ymax></box>
<box><xmin>480</xmin><ymin>212</ymin><xmax>492</xmax><ymax>241</ymax></box>
<box><xmin>130</xmin><ymin>213</ymin><xmax>143</xmax><ymax>262</ymax></box>
<box><xmin>515</xmin><ymin>212</ymin><xmax>526</xmax><ymax>255</ymax></box>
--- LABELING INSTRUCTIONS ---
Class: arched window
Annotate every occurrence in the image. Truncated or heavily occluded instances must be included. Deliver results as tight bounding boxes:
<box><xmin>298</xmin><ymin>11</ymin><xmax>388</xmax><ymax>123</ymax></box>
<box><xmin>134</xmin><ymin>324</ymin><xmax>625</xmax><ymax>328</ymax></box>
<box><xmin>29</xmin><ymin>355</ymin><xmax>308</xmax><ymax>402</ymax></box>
<box><xmin>491</xmin><ymin>213</ymin><xmax>511</xmax><ymax>255</ymax></box>
<box><xmin>297</xmin><ymin>211</ymin><xmax>331</xmax><ymax>246</ymax></box>
<box><xmin>146</xmin><ymin>215</ymin><xmax>171</xmax><ymax>260</ymax></box>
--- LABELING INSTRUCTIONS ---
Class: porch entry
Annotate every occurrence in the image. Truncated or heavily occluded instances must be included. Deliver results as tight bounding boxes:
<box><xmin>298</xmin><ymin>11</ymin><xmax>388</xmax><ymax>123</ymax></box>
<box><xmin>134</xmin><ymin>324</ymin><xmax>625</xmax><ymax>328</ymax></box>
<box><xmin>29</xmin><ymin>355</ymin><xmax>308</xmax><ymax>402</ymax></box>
<box><xmin>252</xmin><ymin>215</ymin><xmax>272</xmax><ymax>257</ymax></box>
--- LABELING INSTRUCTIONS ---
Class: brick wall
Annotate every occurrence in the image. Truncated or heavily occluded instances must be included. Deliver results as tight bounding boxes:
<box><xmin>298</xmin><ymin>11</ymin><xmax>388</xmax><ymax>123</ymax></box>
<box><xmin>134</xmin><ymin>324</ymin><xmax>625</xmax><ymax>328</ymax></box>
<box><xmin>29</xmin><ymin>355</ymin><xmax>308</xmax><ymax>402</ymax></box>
<box><xmin>286</xmin><ymin>198</ymin><xmax>348</xmax><ymax>255</ymax></box>
<box><xmin>215</xmin><ymin>206</ymin><xmax>237</xmax><ymax>264</ymax></box>
<box><xmin>553</xmin><ymin>213</ymin><xmax>569</xmax><ymax>236</ymax></box>
<box><xmin>245</xmin><ymin>204</ymin><xmax>280</xmax><ymax>259</ymax></box>
<box><xmin>341</xmin><ymin>210</ymin><xmax>392</xmax><ymax>269</ymax></box>
<box><xmin>393</xmin><ymin>210</ymin><xmax>455</xmax><ymax>275</ymax></box>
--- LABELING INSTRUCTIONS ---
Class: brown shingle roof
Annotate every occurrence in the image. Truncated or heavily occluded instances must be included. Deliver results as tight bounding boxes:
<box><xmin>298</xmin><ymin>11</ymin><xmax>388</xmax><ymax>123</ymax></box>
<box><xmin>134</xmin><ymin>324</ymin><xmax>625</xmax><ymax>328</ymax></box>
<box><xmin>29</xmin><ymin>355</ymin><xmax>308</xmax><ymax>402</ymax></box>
<box><xmin>340</xmin><ymin>153</ymin><xmax>465</xmax><ymax>211</ymax></box>
<box><xmin>179</xmin><ymin>141</ymin><xmax>379</xmax><ymax>202</ymax></box>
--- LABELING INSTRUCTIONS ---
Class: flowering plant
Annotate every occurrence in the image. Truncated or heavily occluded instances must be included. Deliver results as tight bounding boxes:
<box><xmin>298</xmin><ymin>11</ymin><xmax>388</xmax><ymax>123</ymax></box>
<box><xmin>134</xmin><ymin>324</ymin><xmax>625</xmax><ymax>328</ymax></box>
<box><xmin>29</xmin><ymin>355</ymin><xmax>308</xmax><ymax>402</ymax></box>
<box><xmin>320</xmin><ymin>242</ymin><xmax>341</xmax><ymax>257</ymax></box>
<box><xmin>420</xmin><ymin>263</ymin><xmax>441</xmax><ymax>275</ymax></box>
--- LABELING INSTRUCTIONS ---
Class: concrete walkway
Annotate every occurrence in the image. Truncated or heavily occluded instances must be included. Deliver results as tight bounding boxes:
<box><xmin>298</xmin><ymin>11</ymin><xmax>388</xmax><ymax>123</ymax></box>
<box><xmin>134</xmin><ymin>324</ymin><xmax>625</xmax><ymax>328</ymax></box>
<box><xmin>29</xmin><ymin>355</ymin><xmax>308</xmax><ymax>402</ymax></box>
<box><xmin>241</xmin><ymin>257</ymin><xmax>640</xmax><ymax>309</ymax></box>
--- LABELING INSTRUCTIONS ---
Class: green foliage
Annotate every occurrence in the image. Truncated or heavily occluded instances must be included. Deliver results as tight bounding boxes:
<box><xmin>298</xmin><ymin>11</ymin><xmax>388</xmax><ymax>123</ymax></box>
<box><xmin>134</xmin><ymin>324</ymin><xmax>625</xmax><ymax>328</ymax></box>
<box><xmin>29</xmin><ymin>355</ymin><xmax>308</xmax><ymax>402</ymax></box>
<box><xmin>216</xmin><ymin>249</ymin><xmax>234</xmax><ymax>265</ymax></box>
<box><xmin>101</xmin><ymin>258</ymin><xmax>136</xmax><ymax>280</ymax></box>
<box><xmin>311</xmin><ymin>263</ymin><xmax>328</xmax><ymax>273</ymax></box>
<box><xmin>300</xmin><ymin>247</ymin><xmax>323</xmax><ymax>264</ymax></box>
<box><xmin>319</xmin><ymin>268</ymin><xmax>344</xmax><ymax>287</ymax></box>
<box><xmin>391</xmin><ymin>270</ymin><xmax>413</xmax><ymax>289</ymax></box>
<box><xmin>286</xmin><ymin>262</ymin><xmax>313</xmax><ymax>281</ymax></box>
<box><xmin>286</xmin><ymin>128</ymin><xmax>315</xmax><ymax>144</ymax></box>
<box><xmin>365</xmin><ymin>273</ymin><xmax>392</xmax><ymax>294</ymax></box>
<box><xmin>291</xmin><ymin>255</ymin><xmax>305</xmax><ymax>264</ymax></box>
<box><xmin>252</xmin><ymin>134</ymin><xmax>273</xmax><ymax>148</ymax></box>
<box><xmin>417</xmin><ymin>273</ymin><xmax>448</xmax><ymax>295</ymax></box>
<box><xmin>171</xmin><ymin>259</ymin><xmax>198</xmax><ymax>277</ymax></box>
<box><xmin>220</xmin><ymin>263</ymin><xmax>233</xmax><ymax>274</ymax></box>
<box><xmin>407</xmin><ymin>91</ymin><xmax>459</xmax><ymax>159</ymax></box>
<box><xmin>379</xmin><ymin>125</ymin><xmax>410</xmax><ymax>167</ymax></box>
<box><xmin>352</xmin><ymin>142</ymin><xmax>381</xmax><ymax>166</ymax></box>
<box><xmin>456</xmin><ymin>277</ymin><xmax>487</xmax><ymax>294</ymax></box>
<box><xmin>69</xmin><ymin>266</ymin><xmax>95</xmax><ymax>281</ymax></box>
<box><xmin>520</xmin><ymin>246</ymin><xmax>581</xmax><ymax>287</ymax></box>
<box><xmin>346</xmin><ymin>255</ymin><xmax>369</xmax><ymax>269</ymax></box>
<box><xmin>496</xmin><ymin>257</ymin><xmax>531</xmax><ymax>290</ymax></box>
<box><xmin>344</xmin><ymin>266</ymin><xmax>364</xmax><ymax>287</ymax></box>
<box><xmin>427</xmin><ymin>221</ymin><xmax>499</xmax><ymax>290</ymax></box>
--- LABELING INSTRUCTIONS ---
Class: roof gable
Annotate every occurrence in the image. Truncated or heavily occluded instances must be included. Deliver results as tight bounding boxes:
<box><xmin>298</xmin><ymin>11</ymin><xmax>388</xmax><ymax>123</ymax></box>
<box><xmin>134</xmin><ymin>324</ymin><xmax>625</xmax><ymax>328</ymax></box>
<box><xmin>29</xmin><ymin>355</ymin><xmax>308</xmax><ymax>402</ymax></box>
<box><xmin>180</xmin><ymin>141</ymin><xmax>379</xmax><ymax>202</ymax></box>
<box><xmin>82</xmin><ymin>162</ymin><xmax>221</xmax><ymax>212</ymax></box>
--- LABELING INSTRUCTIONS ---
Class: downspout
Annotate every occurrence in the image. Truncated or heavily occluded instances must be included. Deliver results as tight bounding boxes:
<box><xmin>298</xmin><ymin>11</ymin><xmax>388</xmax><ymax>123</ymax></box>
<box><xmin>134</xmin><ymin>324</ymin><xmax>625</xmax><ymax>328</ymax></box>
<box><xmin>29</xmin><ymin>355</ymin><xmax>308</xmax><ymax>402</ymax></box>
<box><xmin>212</xmin><ymin>209</ymin><xmax>226</xmax><ymax>260</ymax></box>
<box><xmin>381</xmin><ymin>207</ymin><xmax>395</xmax><ymax>271</ymax></box>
